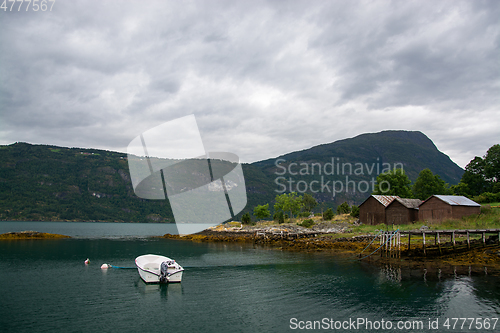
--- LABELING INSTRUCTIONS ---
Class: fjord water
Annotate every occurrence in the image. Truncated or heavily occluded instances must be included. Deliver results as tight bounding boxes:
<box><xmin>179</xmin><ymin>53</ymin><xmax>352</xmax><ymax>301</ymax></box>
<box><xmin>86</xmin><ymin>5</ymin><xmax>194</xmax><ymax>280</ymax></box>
<box><xmin>0</xmin><ymin>223</ymin><xmax>499</xmax><ymax>333</ymax></box>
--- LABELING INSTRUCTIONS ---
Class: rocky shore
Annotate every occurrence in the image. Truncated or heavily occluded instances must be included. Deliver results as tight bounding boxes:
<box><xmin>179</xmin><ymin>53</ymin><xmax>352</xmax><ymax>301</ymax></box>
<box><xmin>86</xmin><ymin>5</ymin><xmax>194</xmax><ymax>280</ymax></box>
<box><xmin>0</xmin><ymin>230</ymin><xmax>71</xmax><ymax>239</ymax></box>
<box><xmin>162</xmin><ymin>222</ymin><xmax>500</xmax><ymax>273</ymax></box>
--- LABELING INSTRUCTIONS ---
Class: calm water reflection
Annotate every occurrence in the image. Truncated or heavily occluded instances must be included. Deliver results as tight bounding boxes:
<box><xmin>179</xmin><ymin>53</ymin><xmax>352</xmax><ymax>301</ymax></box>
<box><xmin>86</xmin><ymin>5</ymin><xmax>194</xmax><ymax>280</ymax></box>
<box><xmin>0</xmin><ymin>223</ymin><xmax>499</xmax><ymax>332</ymax></box>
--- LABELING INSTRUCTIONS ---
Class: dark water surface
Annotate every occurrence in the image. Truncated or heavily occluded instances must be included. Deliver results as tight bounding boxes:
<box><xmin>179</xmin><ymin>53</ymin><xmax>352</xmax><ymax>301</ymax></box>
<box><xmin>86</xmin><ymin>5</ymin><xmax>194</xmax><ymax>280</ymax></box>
<box><xmin>0</xmin><ymin>223</ymin><xmax>499</xmax><ymax>332</ymax></box>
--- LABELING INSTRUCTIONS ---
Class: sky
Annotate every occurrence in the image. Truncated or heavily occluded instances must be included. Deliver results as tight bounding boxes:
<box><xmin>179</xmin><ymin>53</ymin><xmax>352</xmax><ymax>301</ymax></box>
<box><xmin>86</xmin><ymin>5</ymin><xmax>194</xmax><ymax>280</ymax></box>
<box><xmin>0</xmin><ymin>0</ymin><xmax>499</xmax><ymax>168</ymax></box>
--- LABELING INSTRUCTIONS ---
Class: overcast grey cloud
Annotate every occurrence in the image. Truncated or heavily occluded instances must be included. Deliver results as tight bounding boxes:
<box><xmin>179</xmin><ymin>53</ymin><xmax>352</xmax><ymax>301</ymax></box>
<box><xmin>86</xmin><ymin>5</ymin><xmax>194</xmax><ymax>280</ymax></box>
<box><xmin>0</xmin><ymin>0</ymin><xmax>498</xmax><ymax>168</ymax></box>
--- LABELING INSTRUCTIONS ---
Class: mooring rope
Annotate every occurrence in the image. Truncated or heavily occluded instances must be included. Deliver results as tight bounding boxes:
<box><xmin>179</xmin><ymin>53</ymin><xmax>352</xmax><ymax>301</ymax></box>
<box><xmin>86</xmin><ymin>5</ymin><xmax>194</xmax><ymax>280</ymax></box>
<box><xmin>358</xmin><ymin>230</ymin><xmax>382</xmax><ymax>255</ymax></box>
<box><xmin>109</xmin><ymin>265</ymin><xmax>136</xmax><ymax>269</ymax></box>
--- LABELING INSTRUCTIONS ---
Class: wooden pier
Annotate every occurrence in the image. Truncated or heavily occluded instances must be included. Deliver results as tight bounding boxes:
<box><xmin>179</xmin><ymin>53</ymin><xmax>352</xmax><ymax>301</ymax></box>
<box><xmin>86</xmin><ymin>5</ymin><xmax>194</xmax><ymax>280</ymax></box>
<box><xmin>379</xmin><ymin>229</ymin><xmax>500</xmax><ymax>257</ymax></box>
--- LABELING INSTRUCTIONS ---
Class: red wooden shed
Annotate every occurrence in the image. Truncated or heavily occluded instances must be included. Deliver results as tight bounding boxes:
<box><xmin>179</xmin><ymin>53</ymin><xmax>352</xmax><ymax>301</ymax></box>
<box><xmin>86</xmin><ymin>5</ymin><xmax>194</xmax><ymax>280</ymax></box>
<box><xmin>385</xmin><ymin>197</ymin><xmax>422</xmax><ymax>224</ymax></box>
<box><xmin>359</xmin><ymin>195</ymin><xmax>399</xmax><ymax>225</ymax></box>
<box><xmin>418</xmin><ymin>195</ymin><xmax>481</xmax><ymax>222</ymax></box>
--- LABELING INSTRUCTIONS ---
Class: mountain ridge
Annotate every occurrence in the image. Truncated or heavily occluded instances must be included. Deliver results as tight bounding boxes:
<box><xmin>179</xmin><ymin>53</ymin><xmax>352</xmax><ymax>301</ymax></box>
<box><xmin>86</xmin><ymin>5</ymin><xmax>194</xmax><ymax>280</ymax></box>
<box><xmin>0</xmin><ymin>130</ymin><xmax>464</xmax><ymax>222</ymax></box>
<box><xmin>244</xmin><ymin>130</ymin><xmax>463</xmax><ymax>211</ymax></box>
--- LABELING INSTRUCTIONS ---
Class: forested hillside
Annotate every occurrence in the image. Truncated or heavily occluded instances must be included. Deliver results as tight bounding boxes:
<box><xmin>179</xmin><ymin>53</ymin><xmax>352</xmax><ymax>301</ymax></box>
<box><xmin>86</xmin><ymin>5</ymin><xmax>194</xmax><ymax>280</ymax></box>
<box><xmin>0</xmin><ymin>130</ymin><xmax>464</xmax><ymax>222</ymax></box>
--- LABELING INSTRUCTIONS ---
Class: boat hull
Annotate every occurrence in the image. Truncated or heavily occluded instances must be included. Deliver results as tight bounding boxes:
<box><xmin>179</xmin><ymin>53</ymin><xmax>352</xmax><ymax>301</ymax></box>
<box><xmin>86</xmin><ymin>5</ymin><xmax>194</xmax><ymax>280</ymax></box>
<box><xmin>135</xmin><ymin>254</ymin><xmax>183</xmax><ymax>283</ymax></box>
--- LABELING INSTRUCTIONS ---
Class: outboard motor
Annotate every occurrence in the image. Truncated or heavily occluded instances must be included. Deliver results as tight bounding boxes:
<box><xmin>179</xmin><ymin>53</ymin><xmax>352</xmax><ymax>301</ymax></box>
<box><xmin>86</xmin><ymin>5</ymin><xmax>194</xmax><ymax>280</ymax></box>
<box><xmin>159</xmin><ymin>261</ymin><xmax>169</xmax><ymax>283</ymax></box>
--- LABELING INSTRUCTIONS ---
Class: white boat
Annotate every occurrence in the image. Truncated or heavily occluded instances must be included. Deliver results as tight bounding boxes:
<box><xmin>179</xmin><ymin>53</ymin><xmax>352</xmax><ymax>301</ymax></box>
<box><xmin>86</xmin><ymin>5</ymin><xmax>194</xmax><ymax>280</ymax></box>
<box><xmin>135</xmin><ymin>254</ymin><xmax>184</xmax><ymax>283</ymax></box>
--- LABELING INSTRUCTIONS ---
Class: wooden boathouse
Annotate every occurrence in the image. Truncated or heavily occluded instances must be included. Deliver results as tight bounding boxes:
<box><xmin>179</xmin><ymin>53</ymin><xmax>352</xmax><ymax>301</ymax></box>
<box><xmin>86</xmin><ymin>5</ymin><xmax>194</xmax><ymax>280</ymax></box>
<box><xmin>385</xmin><ymin>197</ymin><xmax>422</xmax><ymax>224</ymax></box>
<box><xmin>418</xmin><ymin>195</ymin><xmax>481</xmax><ymax>222</ymax></box>
<box><xmin>359</xmin><ymin>195</ymin><xmax>399</xmax><ymax>225</ymax></box>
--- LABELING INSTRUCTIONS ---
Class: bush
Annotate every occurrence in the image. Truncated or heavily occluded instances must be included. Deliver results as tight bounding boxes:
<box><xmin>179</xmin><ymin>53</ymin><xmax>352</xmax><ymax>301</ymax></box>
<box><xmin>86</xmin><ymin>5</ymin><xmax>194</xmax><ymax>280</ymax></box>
<box><xmin>241</xmin><ymin>212</ymin><xmax>251</xmax><ymax>224</ymax></box>
<box><xmin>298</xmin><ymin>211</ymin><xmax>311</xmax><ymax>218</ymax></box>
<box><xmin>323</xmin><ymin>208</ymin><xmax>334</xmax><ymax>220</ymax></box>
<box><xmin>273</xmin><ymin>211</ymin><xmax>285</xmax><ymax>224</ymax></box>
<box><xmin>337</xmin><ymin>202</ymin><xmax>350</xmax><ymax>214</ymax></box>
<box><xmin>298</xmin><ymin>218</ymin><xmax>314</xmax><ymax>228</ymax></box>
<box><xmin>350</xmin><ymin>205</ymin><xmax>359</xmax><ymax>218</ymax></box>
<box><xmin>473</xmin><ymin>192</ymin><xmax>500</xmax><ymax>203</ymax></box>
<box><xmin>253</xmin><ymin>204</ymin><xmax>271</xmax><ymax>220</ymax></box>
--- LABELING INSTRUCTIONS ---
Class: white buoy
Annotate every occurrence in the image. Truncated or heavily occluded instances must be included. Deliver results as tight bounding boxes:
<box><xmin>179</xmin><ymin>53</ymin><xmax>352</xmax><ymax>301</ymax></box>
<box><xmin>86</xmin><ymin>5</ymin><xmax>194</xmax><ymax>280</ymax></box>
<box><xmin>84</xmin><ymin>258</ymin><xmax>90</xmax><ymax>265</ymax></box>
<box><xmin>101</xmin><ymin>263</ymin><xmax>110</xmax><ymax>269</ymax></box>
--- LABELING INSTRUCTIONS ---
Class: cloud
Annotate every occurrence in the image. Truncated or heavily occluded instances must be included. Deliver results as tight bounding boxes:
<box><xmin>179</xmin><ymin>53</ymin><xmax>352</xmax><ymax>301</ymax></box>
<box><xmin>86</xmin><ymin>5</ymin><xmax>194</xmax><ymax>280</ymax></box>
<box><xmin>0</xmin><ymin>0</ymin><xmax>498</xmax><ymax>168</ymax></box>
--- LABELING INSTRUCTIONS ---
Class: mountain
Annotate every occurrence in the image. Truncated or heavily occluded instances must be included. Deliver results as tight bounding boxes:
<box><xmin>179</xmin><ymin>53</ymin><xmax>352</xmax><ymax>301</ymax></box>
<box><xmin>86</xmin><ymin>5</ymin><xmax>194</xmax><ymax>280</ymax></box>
<box><xmin>0</xmin><ymin>130</ymin><xmax>463</xmax><ymax>222</ymax></box>
<box><xmin>249</xmin><ymin>130</ymin><xmax>464</xmax><ymax>208</ymax></box>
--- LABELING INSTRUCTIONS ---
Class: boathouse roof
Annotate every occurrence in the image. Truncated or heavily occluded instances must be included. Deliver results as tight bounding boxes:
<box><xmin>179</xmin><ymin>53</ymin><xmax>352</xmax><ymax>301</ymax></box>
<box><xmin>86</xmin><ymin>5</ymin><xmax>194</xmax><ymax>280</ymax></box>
<box><xmin>371</xmin><ymin>195</ymin><xmax>400</xmax><ymax>207</ymax></box>
<box><xmin>390</xmin><ymin>197</ymin><xmax>422</xmax><ymax>209</ymax></box>
<box><xmin>421</xmin><ymin>195</ymin><xmax>480</xmax><ymax>207</ymax></box>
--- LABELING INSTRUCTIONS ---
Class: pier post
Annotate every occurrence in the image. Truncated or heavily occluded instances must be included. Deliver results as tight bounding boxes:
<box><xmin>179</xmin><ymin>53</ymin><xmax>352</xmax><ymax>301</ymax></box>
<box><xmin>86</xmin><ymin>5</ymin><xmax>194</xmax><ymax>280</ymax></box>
<box><xmin>380</xmin><ymin>231</ymin><xmax>385</xmax><ymax>257</ymax></box>
<box><xmin>452</xmin><ymin>231</ymin><xmax>455</xmax><ymax>250</ymax></box>
<box><xmin>467</xmin><ymin>231</ymin><xmax>470</xmax><ymax>250</ymax></box>
<box><xmin>385</xmin><ymin>232</ymin><xmax>389</xmax><ymax>257</ymax></box>
<box><xmin>408</xmin><ymin>233</ymin><xmax>411</xmax><ymax>251</ymax></box>
<box><xmin>422</xmin><ymin>232</ymin><xmax>426</xmax><ymax>256</ymax></box>
<box><xmin>389</xmin><ymin>232</ymin><xmax>392</xmax><ymax>258</ymax></box>
<box><xmin>437</xmin><ymin>232</ymin><xmax>442</xmax><ymax>255</ymax></box>
<box><xmin>482</xmin><ymin>232</ymin><xmax>486</xmax><ymax>247</ymax></box>
<box><xmin>398</xmin><ymin>232</ymin><xmax>401</xmax><ymax>258</ymax></box>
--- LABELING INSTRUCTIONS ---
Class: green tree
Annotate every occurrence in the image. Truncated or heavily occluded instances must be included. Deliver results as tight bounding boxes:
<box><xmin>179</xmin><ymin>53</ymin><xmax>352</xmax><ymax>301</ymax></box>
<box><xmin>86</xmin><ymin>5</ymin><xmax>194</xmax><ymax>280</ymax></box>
<box><xmin>460</xmin><ymin>156</ymin><xmax>488</xmax><ymax>196</ymax></box>
<box><xmin>253</xmin><ymin>204</ymin><xmax>271</xmax><ymax>220</ymax></box>
<box><xmin>412</xmin><ymin>168</ymin><xmax>451</xmax><ymax>200</ymax></box>
<box><xmin>350</xmin><ymin>205</ymin><xmax>360</xmax><ymax>218</ymax></box>
<box><xmin>323</xmin><ymin>208</ymin><xmax>334</xmax><ymax>220</ymax></box>
<box><xmin>336</xmin><ymin>202</ymin><xmax>351</xmax><ymax>214</ymax></box>
<box><xmin>457</xmin><ymin>144</ymin><xmax>500</xmax><ymax>196</ymax></box>
<box><xmin>274</xmin><ymin>192</ymin><xmax>303</xmax><ymax>220</ymax></box>
<box><xmin>273</xmin><ymin>211</ymin><xmax>285</xmax><ymax>224</ymax></box>
<box><xmin>372</xmin><ymin>168</ymin><xmax>413</xmax><ymax>198</ymax></box>
<box><xmin>484</xmin><ymin>144</ymin><xmax>500</xmax><ymax>185</ymax></box>
<box><xmin>302</xmin><ymin>193</ymin><xmax>318</xmax><ymax>213</ymax></box>
<box><xmin>241</xmin><ymin>212</ymin><xmax>251</xmax><ymax>224</ymax></box>
<box><xmin>450</xmin><ymin>181</ymin><xmax>470</xmax><ymax>196</ymax></box>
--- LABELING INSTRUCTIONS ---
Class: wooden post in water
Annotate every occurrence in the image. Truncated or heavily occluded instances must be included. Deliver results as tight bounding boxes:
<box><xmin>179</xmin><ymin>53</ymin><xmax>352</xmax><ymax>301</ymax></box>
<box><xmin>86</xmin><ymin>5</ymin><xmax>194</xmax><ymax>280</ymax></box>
<box><xmin>482</xmin><ymin>232</ymin><xmax>486</xmax><ymax>247</ymax></box>
<box><xmin>467</xmin><ymin>231</ymin><xmax>470</xmax><ymax>250</ymax></box>
<box><xmin>393</xmin><ymin>232</ymin><xmax>396</xmax><ymax>258</ymax></box>
<box><xmin>381</xmin><ymin>232</ymin><xmax>384</xmax><ymax>257</ymax></box>
<box><xmin>398</xmin><ymin>231</ymin><xmax>401</xmax><ymax>258</ymax></box>
<box><xmin>437</xmin><ymin>232</ymin><xmax>442</xmax><ymax>255</ymax></box>
<box><xmin>422</xmin><ymin>232</ymin><xmax>426</xmax><ymax>256</ymax></box>
<box><xmin>388</xmin><ymin>232</ymin><xmax>391</xmax><ymax>258</ymax></box>
<box><xmin>408</xmin><ymin>233</ymin><xmax>411</xmax><ymax>251</ymax></box>
<box><xmin>392</xmin><ymin>232</ymin><xmax>396</xmax><ymax>258</ymax></box>
<box><xmin>389</xmin><ymin>231</ymin><xmax>392</xmax><ymax>257</ymax></box>
<box><xmin>386</xmin><ymin>232</ymin><xmax>389</xmax><ymax>257</ymax></box>
<box><xmin>452</xmin><ymin>231</ymin><xmax>456</xmax><ymax>250</ymax></box>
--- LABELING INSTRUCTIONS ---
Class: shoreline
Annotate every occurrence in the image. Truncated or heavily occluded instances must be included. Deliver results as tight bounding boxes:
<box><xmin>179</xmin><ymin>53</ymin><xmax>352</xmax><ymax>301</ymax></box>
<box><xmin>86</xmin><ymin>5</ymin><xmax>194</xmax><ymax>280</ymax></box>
<box><xmin>0</xmin><ymin>230</ymin><xmax>71</xmax><ymax>239</ymax></box>
<box><xmin>163</xmin><ymin>227</ymin><xmax>500</xmax><ymax>274</ymax></box>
